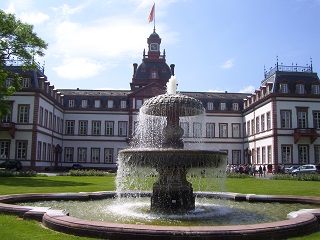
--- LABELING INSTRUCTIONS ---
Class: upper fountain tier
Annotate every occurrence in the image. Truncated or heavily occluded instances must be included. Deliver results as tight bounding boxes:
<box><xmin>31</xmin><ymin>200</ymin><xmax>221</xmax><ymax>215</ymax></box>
<box><xmin>141</xmin><ymin>93</ymin><xmax>204</xmax><ymax>117</ymax></box>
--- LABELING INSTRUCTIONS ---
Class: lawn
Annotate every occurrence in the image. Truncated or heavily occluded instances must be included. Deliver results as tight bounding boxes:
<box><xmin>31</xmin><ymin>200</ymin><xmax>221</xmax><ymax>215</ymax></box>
<box><xmin>0</xmin><ymin>175</ymin><xmax>320</xmax><ymax>240</ymax></box>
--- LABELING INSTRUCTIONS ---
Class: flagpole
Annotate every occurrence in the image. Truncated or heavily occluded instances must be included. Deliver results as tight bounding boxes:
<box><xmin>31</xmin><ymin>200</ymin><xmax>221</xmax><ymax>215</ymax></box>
<box><xmin>153</xmin><ymin>3</ymin><xmax>156</xmax><ymax>32</ymax></box>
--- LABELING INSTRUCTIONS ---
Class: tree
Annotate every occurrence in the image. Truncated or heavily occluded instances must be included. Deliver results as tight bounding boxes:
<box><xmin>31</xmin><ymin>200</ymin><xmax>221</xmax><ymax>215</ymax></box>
<box><xmin>0</xmin><ymin>9</ymin><xmax>47</xmax><ymax>117</ymax></box>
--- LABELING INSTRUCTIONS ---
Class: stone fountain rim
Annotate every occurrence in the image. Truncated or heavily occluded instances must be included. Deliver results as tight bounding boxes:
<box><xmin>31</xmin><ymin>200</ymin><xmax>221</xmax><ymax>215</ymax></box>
<box><xmin>1</xmin><ymin>191</ymin><xmax>320</xmax><ymax>240</ymax></box>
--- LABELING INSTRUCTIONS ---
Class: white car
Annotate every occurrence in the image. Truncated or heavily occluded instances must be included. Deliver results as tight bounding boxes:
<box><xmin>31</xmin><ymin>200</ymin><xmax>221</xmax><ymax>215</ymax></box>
<box><xmin>291</xmin><ymin>164</ymin><xmax>320</xmax><ymax>176</ymax></box>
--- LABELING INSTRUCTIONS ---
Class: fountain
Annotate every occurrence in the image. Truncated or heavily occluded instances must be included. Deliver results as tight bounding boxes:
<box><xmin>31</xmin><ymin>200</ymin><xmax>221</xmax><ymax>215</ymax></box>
<box><xmin>0</xmin><ymin>76</ymin><xmax>320</xmax><ymax>239</ymax></box>
<box><xmin>118</xmin><ymin>75</ymin><xmax>227</xmax><ymax>213</ymax></box>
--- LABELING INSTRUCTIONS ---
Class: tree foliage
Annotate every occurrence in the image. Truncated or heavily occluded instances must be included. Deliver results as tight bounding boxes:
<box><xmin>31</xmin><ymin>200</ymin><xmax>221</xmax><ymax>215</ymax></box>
<box><xmin>0</xmin><ymin>9</ymin><xmax>48</xmax><ymax>116</ymax></box>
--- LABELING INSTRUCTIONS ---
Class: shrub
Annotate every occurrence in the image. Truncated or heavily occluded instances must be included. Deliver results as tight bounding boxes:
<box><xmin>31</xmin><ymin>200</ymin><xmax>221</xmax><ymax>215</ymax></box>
<box><xmin>0</xmin><ymin>169</ymin><xmax>37</xmax><ymax>177</ymax></box>
<box><xmin>65</xmin><ymin>169</ymin><xmax>110</xmax><ymax>176</ymax></box>
<box><xmin>226</xmin><ymin>173</ymin><xmax>251</xmax><ymax>179</ymax></box>
<box><xmin>271</xmin><ymin>173</ymin><xmax>320</xmax><ymax>181</ymax></box>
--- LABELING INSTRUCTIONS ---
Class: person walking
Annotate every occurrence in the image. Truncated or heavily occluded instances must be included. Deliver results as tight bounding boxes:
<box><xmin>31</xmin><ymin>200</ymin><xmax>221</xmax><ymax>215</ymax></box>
<box><xmin>258</xmin><ymin>165</ymin><xmax>263</xmax><ymax>177</ymax></box>
<box><xmin>263</xmin><ymin>165</ymin><xmax>266</xmax><ymax>177</ymax></box>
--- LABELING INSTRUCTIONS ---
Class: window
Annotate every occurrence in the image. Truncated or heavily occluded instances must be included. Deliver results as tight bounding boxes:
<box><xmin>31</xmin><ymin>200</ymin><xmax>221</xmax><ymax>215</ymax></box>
<box><xmin>247</xmin><ymin>121</ymin><xmax>250</xmax><ymax>136</ymax></box>
<box><xmin>281</xmin><ymin>110</ymin><xmax>291</xmax><ymax>128</ymax></box>
<box><xmin>81</xmin><ymin>100</ymin><xmax>88</xmax><ymax>108</ymax></box>
<box><xmin>107</xmin><ymin>100</ymin><xmax>114</xmax><ymax>108</ymax></box>
<box><xmin>91</xmin><ymin>148</ymin><xmax>100</xmax><ymax>163</ymax></box>
<box><xmin>151</xmin><ymin>71</ymin><xmax>157</xmax><ymax>79</ymax></box>
<box><xmin>262</xmin><ymin>146</ymin><xmax>266</xmax><ymax>164</ymax></box>
<box><xmin>315</xmin><ymin>145</ymin><xmax>320</xmax><ymax>164</ymax></box>
<box><xmin>256</xmin><ymin>117</ymin><xmax>260</xmax><ymax>133</ymax></box>
<box><xmin>232</xmin><ymin>150</ymin><xmax>241</xmax><ymax>164</ymax></box>
<box><xmin>297</xmin><ymin>109</ymin><xmax>307</xmax><ymax>128</ymax></box>
<box><xmin>220</xmin><ymin>102</ymin><xmax>226</xmax><ymax>111</ymax></box>
<box><xmin>243</xmin><ymin>122</ymin><xmax>247</xmax><ymax>137</ymax></box>
<box><xmin>118</xmin><ymin>121</ymin><xmax>127</xmax><ymax>136</ymax></box>
<box><xmin>16</xmin><ymin>141</ymin><xmax>27</xmax><ymax>160</ymax></box>
<box><xmin>206</xmin><ymin>123</ymin><xmax>215</xmax><ymax>138</ymax></box>
<box><xmin>207</xmin><ymin>102</ymin><xmax>214</xmax><ymax>110</ymax></box>
<box><xmin>92</xmin><ymin>121</ymin><xmax>101</xmax><ymax>135</ymax></box>
<box><xmin>105</xmin><ymin>121</ymin><xmax>114</xmax><ymax>136</ymax></box>
<box><xmin>79</xmin><ymin>121</ymin><xmax>88</xmax><ymax>135</ymax></box>
<box><xmin>180</xmin><ymin>122</ymin><xmax>189</xmax><ymax>137</ymax></box>
<box><xmin>66</xmin><ymin>121</ymin><xmax>75</xmax><ymax>135</ymax></box>
<box><xmin>49</xmin><ymin>112</ymin><xmax>53</xmax><ymax>129</ymax></box>
<box><xmin>297</xmin><ymin>84</ymin><xmax>305</xmax><ymax>94</ymax></box>
<box><xmin>0</xmin><ymin>141</ymin><xmax>9</xmax><ymax>159</ymax></box>
<box><xmin>120</xmin><ymin>100</ymin><xmax>127</xmax><ymax>109</ymax></box>
<box><xmin>47</xmin><ymin>144</ymin><xmax>52</xmax><ymax>162</ymax></box>
<box><xmin>298</xmin><ymin>145</ymin><xmax>309</xmax><ymax>164</ymax></box>
<box><xmin>281</xmin><ymin>83</ymin><xmax>288</xmax><ymax>93</ymax></box>
<box><xmin>232</xmin><ymin>123</ymin><xmax>240</xmax><ymax>138</ymax></box>
<box><xmin>313</xmin><ymin>84</ymin><xmax>320</xmax><ymax>94</ymax></box>
<box><xmin>282</xmin><ymin>145</ymin><xmax>292</xmax><ymax>164</ymax></box>
<box><xmin>64</xmin><ymin>148</ymin><xmax>74</xmax><ymax>162</ymax></box>
<box><xmin>219</xmin><ymin>123</ymin><xmax>228</xmax><ymax>138</ymax></box>
<box><xmin>136</xmin><ymin>99</ymin><xmax>143</xmax><ymax>109</ymax></box>
<box><xmin>251</xmin><ymin>119</ymin><xmax>255</xmax><ymax>135</ymax></box>
<box><xmin>313</xmin><ymin>111</ymin><xmax>320</xmax><ymax>129</ymax></box>
<box><xmin>5</xmin><ymin>78</ymin><xmax>12</xmax><ymax>88</ymax></box>
<box><xmin>104</xmin><ymin>148</ymin><xmax>113</xmax><ymax>163</ymax></box>
<box><xmin>267</xmin><ymin>145</ymin><xmax>272</xmax><ymax>164</ymax></box>
<box><xmin>78</xmin><ymin>148</ymin><xmax>87</xmax><ymax>162</ymax></box>
<box><xmin>261</xmin><ymin>114</ymin><xmax>265</xmax><ymax>131</ymax></box>
<box><xmin>37</xmin><ymin>141</ymin><xmax>42</xmax><ymax>160</ymax></box>
<box><xmin>68</xmin><ymin>100</ymin><xmax>75</xmax><ymax>107</ymax></box>
<box><xmin>18</xmin><ymin>105</ymin><xmax>29</xmax><ymax>123</ymax></box>
<box><xmin>256</xmin><ymin>147</ymin><xmax>261</xmax><ymax>164</ymax></box>
<box><xmin>193</xmin><ymin>123</ymin><xmax>202</xmax><ymax>138</ymax></box>
<box><xmin>44</xmin><ymin>110</ymin><xmax>48</xmax><ymax>128</ymax></box>
<box><xmin>22</xmin><ymin>78</ymin><xmax>30</xmax><ymax>88</ymax></box>
<box><xmin>94</xmin><ymin>100</ymin><xmax>101</xmax><ymax>108</ymax></box>
<box><xmin>42</xmin><ymin>143</ymin><xmax>46</xmax><ymax>161</ymax></box>
<box><xmin>39</xmin><ymin>107</ymin><xmax>43</xmax><ymax>126</ymax></box>
<box><xmin>266</xmin><ymin>112</ymin><xmax>271</xmax><ymax>130</ymax></box>
<box><xmin>232</xmin><ymin>102</ymin><xmax>239</xmax><ymax>111</ymax></box>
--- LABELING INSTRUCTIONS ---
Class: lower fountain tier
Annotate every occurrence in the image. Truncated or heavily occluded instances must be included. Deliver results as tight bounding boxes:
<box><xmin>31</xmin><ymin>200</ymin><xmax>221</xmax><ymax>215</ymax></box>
<box><xmin>118</xmin><ymin>148</ymin><xmax>227</xmax><ymax>169</ymax></box>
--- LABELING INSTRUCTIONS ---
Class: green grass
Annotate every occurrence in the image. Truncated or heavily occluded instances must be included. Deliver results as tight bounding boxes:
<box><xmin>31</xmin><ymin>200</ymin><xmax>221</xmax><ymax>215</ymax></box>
<box><xmin>0</xmin><ymin>175</ymin><xmax>320</xmax><ymax>240</ymax></box>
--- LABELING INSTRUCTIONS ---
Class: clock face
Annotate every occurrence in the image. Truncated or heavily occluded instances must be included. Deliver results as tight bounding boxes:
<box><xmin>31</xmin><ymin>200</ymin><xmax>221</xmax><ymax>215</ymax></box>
<box><xmin>150</xmin><ymin>43</ymin><xmax>158</xmax><ymax>51</ymax></box>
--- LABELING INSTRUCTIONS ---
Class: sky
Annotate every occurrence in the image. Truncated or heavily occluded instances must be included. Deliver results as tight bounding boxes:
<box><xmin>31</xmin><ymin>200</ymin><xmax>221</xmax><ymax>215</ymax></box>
<box><xmin>1</xmin><ymin>0</ymin><xmax>320</xmax><ymax>93</ymax></box>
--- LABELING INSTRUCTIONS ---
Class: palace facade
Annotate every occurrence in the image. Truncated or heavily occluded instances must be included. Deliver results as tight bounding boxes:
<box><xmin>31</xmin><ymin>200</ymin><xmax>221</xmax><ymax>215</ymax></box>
<box><xmin>1</xmin><ymin>31</ymin><xmax>320</xmax><ymax>172</ymax></box>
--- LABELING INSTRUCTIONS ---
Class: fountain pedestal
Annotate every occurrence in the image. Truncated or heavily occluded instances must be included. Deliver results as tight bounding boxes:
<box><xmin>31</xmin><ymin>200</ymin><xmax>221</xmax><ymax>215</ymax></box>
<box><xmin>151</xmin><ymin>167</ymin><xmax>195</xmax><ymax>212</ymax></box>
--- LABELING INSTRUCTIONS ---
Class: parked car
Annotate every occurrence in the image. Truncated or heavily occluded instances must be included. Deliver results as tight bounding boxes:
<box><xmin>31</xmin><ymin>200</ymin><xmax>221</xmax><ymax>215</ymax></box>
<box><xmin>292</xmin><ymin>164</ymin><xmax>320</xmax><ymax>176</ymax></box>
<box><xmin>0</xmin><ymin>160</ymin><xmax>22</xmax><ymax>171</ymax></box>
<box><xmin>285</xmin><ymin>166</ymin><xmax>299</xmax><ymax>174</ymax></box>
<box><xmin>70</xmin><ymin>164</ymin><xmax>84</xmax><ymax>170</ymax></box>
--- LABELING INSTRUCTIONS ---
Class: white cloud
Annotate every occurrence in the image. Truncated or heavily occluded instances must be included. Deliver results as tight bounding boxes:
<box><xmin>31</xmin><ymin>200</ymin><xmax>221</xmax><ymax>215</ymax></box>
<box><xmin>239</xmin><ymin>85</ymin><xmax>256</xmax><ymax>93</ymax></box>
<box><xmin>19</xmin><ymin>12</ymin><xmax>49</xmax><ymax>25</ymax></box>
<box><xmin>53</xmin><ymin>58</ymin><xmax>106</xmax><ymax>80</ymax></box>
<box><xmin>52</xmin><ymin>3</ymin><xmax>87</xmax><ymax>16</ymax></box>
<box><xmin>221</xmin><ymin>58</ymin><xmax>234</xmax><ymax>69</ymax></box>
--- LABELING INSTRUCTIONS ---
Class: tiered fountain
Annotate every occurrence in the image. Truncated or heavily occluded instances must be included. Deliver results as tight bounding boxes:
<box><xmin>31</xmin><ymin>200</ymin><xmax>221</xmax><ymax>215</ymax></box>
<box><xmin>118</xmin><ymin>76</ymin><xmax>227</xmax><ymax>213</ymax></box>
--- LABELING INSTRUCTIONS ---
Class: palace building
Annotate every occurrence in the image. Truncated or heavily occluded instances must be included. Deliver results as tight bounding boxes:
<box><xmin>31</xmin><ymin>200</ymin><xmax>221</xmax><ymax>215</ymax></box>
<box><xmin>1</xmin><ymin>31</ymin><xmax>320</xmax><ymax>172</ymax></box>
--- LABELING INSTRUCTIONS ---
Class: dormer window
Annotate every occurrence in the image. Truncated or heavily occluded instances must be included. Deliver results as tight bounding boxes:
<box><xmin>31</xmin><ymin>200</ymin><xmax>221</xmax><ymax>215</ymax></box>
<box><xmin>68</xmin><ymin>100</ymin><xmax>75</xmax><ymax>107</ymax></box>
<box><xmin>281</xmin><ymin>83</ymin><xmax>288</xmax><ymax>93</ymax></box>
<box><xmin>81</xmin><ymin>100</ymin><xmax>88</xmax><ymax>108</ymax></box>
<box><xmin>297</xmin><ymin>83</ymin><xmax>305</xmax><ymax>94</ymax></box>
<box><xmin>151</xmin><ymin>72</ymin><xmax>157</xmax><ymax>79</ymax></box>
<box><xmin>232</xmin><ymin>102</ymin><xmax>239</xmax><ymax>111</ymax></box>
<box><xmin>22</xmin><ymin>78</ymin><xmax>30</xmax><ymax>88</ymax></box>
<box><xmin>207</xmin><ymin>102</ymin><xmax>214</xmax><ymax>110</ymax></box>
<box><xmin>220</xmin><ymin>102</ymin><xmax>226</xmax><ymax>111</ymax></box>
<box><xmin>312</xmin><ymin>84</ymin><xmax>320</xmax><ymax>94</ymax></box>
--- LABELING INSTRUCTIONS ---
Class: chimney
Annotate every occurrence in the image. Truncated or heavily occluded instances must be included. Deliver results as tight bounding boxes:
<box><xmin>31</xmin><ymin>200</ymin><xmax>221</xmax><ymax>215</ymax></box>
<box><xmin>170</xmin><ymin>64</ymin><xmax>175</xmax><ymax>76</ymax></box>
<box><xmin>133</xmin><ymin>63</ymin><xmax>138</xmax><ymax>76</ymax></box>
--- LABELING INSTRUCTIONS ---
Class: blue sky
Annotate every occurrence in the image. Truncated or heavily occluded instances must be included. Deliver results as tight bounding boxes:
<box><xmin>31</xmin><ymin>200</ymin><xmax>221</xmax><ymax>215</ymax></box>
<box><xmin>1</xmin><ymin>0</ymin><xmax>319</xmax><ymax>93</ymax></box>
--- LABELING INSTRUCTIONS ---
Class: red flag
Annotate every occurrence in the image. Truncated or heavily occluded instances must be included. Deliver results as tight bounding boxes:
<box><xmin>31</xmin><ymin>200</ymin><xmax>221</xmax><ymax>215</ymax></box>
<box><xmin>148</xmin><ymin>3</ymin><xmax>155</xmax><ymax>23</ymax></box>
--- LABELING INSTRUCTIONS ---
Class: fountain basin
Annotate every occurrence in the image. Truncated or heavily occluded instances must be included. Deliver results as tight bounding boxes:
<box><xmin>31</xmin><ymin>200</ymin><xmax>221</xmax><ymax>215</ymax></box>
<box><xmin>118</xmin><ymin>149</ymin><xmax>227</xmax><ymax>168</ymax></box>
<box><xmin>1</xmin><ymin>191</ymin><xmax>320</xmax><ymax>240</ymax></box>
